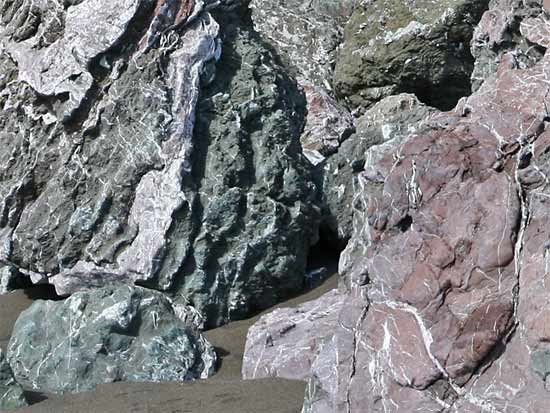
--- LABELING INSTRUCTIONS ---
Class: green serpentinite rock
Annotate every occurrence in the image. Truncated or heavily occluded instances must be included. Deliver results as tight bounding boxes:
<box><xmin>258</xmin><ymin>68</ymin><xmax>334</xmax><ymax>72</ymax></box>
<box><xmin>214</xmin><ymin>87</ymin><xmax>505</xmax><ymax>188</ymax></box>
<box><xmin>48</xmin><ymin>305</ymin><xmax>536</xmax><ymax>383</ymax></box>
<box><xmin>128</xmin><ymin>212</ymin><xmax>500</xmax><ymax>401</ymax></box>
<box><xmin>7</xmin><ymin>285</ymin><xmax>216</xmax><ymax>394</ymax></box>
<box><xmin>0</xmin><ymin>349</ymin><xmax>27</xmax><ymax>410</ymax></box>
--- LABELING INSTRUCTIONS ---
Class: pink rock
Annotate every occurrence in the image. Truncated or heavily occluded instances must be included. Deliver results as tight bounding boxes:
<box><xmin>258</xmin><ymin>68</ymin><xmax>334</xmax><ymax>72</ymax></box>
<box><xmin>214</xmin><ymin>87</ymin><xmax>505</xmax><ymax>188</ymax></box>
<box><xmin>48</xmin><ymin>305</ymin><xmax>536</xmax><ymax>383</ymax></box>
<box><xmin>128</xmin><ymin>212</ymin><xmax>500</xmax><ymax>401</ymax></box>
<box><xmin>302</xmin><ymin>6</ymin><xmax>550</xmax><ymax>412</ymax></box>
<box><xmin>242</xmin><ymin>289</ymin><xmax>344</xmax><ymax>381</ymax></box>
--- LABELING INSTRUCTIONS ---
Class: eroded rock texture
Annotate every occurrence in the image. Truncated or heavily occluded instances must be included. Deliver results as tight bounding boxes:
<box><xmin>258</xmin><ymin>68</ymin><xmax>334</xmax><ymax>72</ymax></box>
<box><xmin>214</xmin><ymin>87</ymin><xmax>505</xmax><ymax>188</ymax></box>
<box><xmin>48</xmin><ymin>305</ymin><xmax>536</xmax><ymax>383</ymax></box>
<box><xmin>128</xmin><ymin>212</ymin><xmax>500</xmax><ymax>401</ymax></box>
<box><xmin>249</xmin><ymin>0</ymin><xmax>355</xmax><ymax>165</ymax></box>
<box><xmin>7</xmin><ymin>285</ymin><xmax>216</xmax><ymax>394</ymax></box>
<box><xmin>334</xmin><ymin>0</ymin><xmax>491</xmax><ymax>113</ymax></box>
<box><xmin>302</xmin><ymin>4</ymin><xmax>550</xmax><ymax>412</ymax></box>
<box><xmin>320</xmin><ymin>94</ymin><xmax>435</xmax><ymax>244</ymax></box>
<box><xmin>242</xmin><ymin>289</ymin><xmax>344</xmax><ymax>381</ymax></box>
<box><xmin>0</xmin><ymin>349</ymin><xmax>27</xmax><ymax>410</ymax></box>
<box><xmin>471</xmin><ymin>0</ymin><xmax>548</xmax><ymax>91</ymax></box>
<box><xmin>0</xmin><ymin>0</ymin><xmax>318</xmax><ymax>327</ymax></box>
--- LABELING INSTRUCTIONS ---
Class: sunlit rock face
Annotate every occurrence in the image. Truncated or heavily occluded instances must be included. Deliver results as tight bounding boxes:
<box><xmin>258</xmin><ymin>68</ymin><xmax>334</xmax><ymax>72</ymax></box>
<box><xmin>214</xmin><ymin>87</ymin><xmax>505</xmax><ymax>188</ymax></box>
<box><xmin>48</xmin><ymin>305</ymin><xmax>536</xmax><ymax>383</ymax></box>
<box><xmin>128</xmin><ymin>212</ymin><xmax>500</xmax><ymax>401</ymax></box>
<box><xmin>239</xmin><ymin>2</ymin><xmax>550</xmax><ymax>411</ymax></box>
<box><xmin>7</xmin><ymin>285</ymin><xmax>216</xmax><ymax>394</ymax></box>
<box><xmin>303</xmin><ymin>2</ymin><xmax>550</xmax><ymax>411</ymax></box>
<box><xmin>249</xmin><ymin>0</ymin><xmax>356</xmax><ymax>165</ymax></box>
<box><xmin>0</xmin><ymin>0</ymin><xmax>319</xmax><ymax>327</ymax></box>
<box><xmin>242</xmin><ymin>289</ymin><xmax>345</xmax><ymax>381</ymax></box>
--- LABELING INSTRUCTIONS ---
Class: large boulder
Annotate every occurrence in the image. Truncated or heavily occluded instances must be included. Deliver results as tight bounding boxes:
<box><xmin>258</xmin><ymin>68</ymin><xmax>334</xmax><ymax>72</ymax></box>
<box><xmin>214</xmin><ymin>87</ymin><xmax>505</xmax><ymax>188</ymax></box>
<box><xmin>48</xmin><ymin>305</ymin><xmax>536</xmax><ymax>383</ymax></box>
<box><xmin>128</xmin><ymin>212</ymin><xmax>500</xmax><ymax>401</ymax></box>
<box><xmin>302</xmin><ymin>3</ymin><xmax>550</xmax><ymax>410</ymax></box>
<box><xmin>0</xmin><ymin>1</ymin><xmax>319</xmax><ymax>327</ymax></box>
<box><xmin>7</xmin><ymin>285</ymin><xmax>216</xmax><ymax>394</ymax></box>
<box><xmin>334</xmin><ymin>0</ymin><xmax>491</xmax><ymax>113</ymax></box>
<box><xmin>242</xmin><ymin>289</ymin><xmax>344</xmax><ymax>381</ymax></box>
<box><xmin>0</xmin><ymin>348</ymin><xmax>27</xmax><ymax>410</ymax></box>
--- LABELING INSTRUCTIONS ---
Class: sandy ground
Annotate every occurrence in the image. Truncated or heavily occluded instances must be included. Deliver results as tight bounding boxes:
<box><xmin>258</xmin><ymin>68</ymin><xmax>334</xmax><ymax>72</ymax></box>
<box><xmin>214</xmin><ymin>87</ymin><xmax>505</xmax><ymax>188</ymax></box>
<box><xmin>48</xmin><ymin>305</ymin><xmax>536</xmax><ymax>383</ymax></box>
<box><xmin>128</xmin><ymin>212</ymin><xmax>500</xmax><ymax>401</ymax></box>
<box><xmin>0</xmin><ymin>251</ymin><xmax>339</xmax><ymax>413</ymax></box>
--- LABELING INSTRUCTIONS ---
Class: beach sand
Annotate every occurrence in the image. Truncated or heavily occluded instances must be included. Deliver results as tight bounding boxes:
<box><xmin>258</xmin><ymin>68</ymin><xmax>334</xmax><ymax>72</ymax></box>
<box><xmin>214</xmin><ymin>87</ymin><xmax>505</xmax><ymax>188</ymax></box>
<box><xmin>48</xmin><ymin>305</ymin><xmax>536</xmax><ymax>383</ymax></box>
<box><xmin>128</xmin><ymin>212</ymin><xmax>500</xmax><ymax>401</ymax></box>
<box><xmin>0</xmin><ymin>252</ymin><xmax>338</xmax><ymax>413</ymax></box>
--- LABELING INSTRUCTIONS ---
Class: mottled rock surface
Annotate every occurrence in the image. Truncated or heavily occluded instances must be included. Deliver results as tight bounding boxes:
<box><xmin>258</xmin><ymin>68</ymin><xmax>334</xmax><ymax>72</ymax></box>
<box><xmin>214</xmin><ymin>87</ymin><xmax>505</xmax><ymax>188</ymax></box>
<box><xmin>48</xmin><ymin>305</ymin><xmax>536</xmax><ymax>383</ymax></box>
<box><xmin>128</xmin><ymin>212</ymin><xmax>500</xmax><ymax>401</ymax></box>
<box><xmin>0</xmin><ymin>348</ymin><xmax>27</xmax><ymax>410</ymax></box>
<box><xmin>7</xmin><ymin>285</ymin><xmax>216</xmax><ymax>394</ymax></box>
<box><xmin>0</xmin><ymin>0</ymin><xmax>318</xmax><ymax>327</ymax></box>
<box><xmin>303</xmin><ymin>8</ymin><xmax>550</xmax><ymax>412</ymax></box>
<box><xmin>249</xmin><ymin>0</ymin><xmax>356</xmax><ymax>89</ymax></box>
<box><xmin>321</xmin><ymin>94</ymin><xmax>435</xmax><ymax>244</ymax></box>
<box><xmin>471</xmin><ymin>0</ymin><xmax>548</xmax><ymax>91</ymax></box>
<box><xmin>249</xmin><ymin>0</ymin><xmax>356</xmax><ymax>165</ymax></box>
<box><xmin>242</xmin><ymin>289</ymin><xmax>343</xmax><ymax>381</ymax></box>
<box><xmin>334</xmin><ymin>0</ymin><xmax>490</xmax><ymax>113</ymax></box>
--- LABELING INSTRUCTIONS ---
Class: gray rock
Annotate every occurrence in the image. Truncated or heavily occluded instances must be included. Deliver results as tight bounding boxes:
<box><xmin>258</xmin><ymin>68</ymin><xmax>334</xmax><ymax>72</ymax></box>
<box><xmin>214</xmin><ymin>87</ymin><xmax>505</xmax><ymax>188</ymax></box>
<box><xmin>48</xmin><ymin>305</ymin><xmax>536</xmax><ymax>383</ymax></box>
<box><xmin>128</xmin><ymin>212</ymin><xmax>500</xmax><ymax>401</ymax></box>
<box><xmin>0</xmin><ymin>348</ymin><xmax>27</xmax><ymax>410</ymax></box>
<box><xmin>334</xmin><ymin>0</ymin><xmax>491</xmax><ymax>113</ymax></box>
<box><xmin>0</xmin><ymin>2</ymin><xmax>319</xmax><ymax>327</ymax></box>
<box><xmin>320</xmin><ymin>94</ymin><xmax>435</xmax><ymax>244</ymax></box>
<box><xmin>249</xmin><ymin>0</ymin><xmax>356</xmax><ymax>165</ymax></box>
<box><xmin>249</xmin><ymin>0</ymin><xmax>357</xmax><ymax>89</ymax></box>
<box><xmin>7</xmin><ymin>285</ymin><xmax>216</xmax><ymax>394</ymax></box>
<box><xmin>242</xmin><ymin>289</ymin><xmax>343</xmax><ymax>381</ymax></box>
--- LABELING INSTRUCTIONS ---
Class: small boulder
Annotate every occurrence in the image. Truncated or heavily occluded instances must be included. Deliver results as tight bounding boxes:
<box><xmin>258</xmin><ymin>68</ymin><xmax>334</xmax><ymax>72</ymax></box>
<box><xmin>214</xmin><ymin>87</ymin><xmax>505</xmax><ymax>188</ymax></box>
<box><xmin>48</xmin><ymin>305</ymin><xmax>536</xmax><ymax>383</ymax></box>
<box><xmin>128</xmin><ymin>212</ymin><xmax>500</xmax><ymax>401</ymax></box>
<box><xmin>7</xmin><ymin>285</ymin><xmax>216</xmax><ymax>394</ymax></box>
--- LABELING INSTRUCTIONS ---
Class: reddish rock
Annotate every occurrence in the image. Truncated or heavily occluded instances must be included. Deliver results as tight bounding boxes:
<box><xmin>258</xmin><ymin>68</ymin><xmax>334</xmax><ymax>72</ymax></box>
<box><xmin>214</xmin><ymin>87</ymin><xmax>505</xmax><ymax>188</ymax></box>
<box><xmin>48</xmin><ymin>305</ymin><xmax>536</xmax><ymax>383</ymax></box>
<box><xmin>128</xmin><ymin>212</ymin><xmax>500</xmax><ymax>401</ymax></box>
<box><xmin>299</xmin><ymin>3</ymin><xmax>550</xmax><ymax>411</ymax></box>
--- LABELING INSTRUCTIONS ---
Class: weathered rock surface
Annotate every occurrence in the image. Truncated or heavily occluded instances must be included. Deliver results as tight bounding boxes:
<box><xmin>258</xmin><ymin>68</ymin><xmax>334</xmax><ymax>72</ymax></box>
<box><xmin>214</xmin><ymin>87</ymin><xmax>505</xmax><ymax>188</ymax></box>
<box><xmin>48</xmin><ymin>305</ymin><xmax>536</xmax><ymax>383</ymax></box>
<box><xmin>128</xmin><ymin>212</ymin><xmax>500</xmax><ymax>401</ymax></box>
<box><xmin>249</xmin><ymin>0</ymin><xmax>355</xmax><ymax>165</ymax></box>
<box><xmin>320</xmin><ymin>94</ymin><xmax>435</xmax><ymax>244</ymax></box>
<box><xmin>0</xmin><ymin>348</ymin><xmax>27</xmax><ymax>410</ymax></box>
<box><xmin>302</xmin><ymin>5</ymin><xmax>550</xmax><ymax>411</ymax></box>
<box><xmin>249</xmin><ymin>0</ymin><xmax>356</xmax><ymax>89</ymax></box>
<box><xmin>334</xmin><ymin>0</ymin><xmax>490</xmax><ymax>113</ymax></box>
<box><xmin>242</xmin><ymin>289</ymin><xmax>344</xmax><ymax>381</ymax></box>
<box><xmin>471</xmin><ymin>0</ymin><xmax>548</xmax><ymax>91</ymax></box>
<box><xmin>0</xmin><ymin>0</ymin><xmax>319</xmax><ymax>327</ymax></box>
<box><xmin>7</xmin><ymin>285</ymin><xmax>216</xmax><ymax>394</ymax></box>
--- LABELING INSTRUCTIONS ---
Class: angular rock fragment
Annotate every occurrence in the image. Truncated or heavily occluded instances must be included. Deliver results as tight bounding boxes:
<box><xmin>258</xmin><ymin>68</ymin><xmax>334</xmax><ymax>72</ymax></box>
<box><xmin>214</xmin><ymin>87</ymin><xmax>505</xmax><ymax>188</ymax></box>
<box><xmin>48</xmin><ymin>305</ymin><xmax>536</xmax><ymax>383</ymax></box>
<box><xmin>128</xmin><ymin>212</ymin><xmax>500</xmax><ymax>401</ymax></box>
<box><xmin>7</xmin><ymin>285</ymin><xmax>216</xmax><ymax>394</ymax></box>
<box><xmin>334</xmin><ymin>0</ymin><xmax>490</xmax><ymax>113</ymax></box>
<box><xmin>242</xmin><ymin>289</ymin><xmax>344</xmax><ymax>381</ymax></box>
<box><xmin>0</xmin><ymin>348</ymin><xmax>27</xmax><ymax>410</ymax></box>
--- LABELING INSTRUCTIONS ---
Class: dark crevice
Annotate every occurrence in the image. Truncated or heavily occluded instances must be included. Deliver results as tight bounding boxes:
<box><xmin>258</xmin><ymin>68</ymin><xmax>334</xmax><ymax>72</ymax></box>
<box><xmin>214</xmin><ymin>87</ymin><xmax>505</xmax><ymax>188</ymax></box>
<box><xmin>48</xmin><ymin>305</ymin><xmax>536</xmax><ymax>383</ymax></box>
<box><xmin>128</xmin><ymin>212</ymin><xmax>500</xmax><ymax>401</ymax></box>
<box><xmin>396</xmin><ymin>214</ymin><xmax>413</xmax><ymax>232</ymax></box>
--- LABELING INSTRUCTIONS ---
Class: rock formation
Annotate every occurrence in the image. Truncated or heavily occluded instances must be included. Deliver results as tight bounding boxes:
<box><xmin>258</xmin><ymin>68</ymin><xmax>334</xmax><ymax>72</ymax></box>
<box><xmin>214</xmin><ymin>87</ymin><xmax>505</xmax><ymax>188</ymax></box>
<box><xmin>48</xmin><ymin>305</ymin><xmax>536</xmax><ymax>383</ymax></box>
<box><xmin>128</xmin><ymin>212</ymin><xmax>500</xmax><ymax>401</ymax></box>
<box><xmin>244</xmin><ymin>1</ymin><xmax>550</xmax><ymax>412</ymax></box>
<box><xmin>334</xmin><ymin>0</ymin><xmax>491</xmax><ymax>113</ymax></box>
<box><xmin>7</xmin><ymin>285</ymin><xmax>216</xmax><ymax>394</ymax></box>
<box><xmin>0</xmin><ymin>0</ymin><xmax>319</xmax><ymax>327</ymax></box>
<box><xmin>0</xmin><ymin>348</ymin><xmax>27</xmax><ymax>410</ymax></box>
<box><xmin>249</xmin><ymin>0</ymin><xmax>355</xmax><ymax>164</ymax></box>
<box><xmin>242</xmin><ymin>289</ymin><xmax>344</xmax><ymax>381</ymax></box>
<box><xmin>320</xmin><ymin>94</ymin><xmax>435</xmax><ymax>244</ymax></box>
<box><xmin>3</xmin><ymin>0</ymin><xmax>550</xmax><ymax>410</ymax></box>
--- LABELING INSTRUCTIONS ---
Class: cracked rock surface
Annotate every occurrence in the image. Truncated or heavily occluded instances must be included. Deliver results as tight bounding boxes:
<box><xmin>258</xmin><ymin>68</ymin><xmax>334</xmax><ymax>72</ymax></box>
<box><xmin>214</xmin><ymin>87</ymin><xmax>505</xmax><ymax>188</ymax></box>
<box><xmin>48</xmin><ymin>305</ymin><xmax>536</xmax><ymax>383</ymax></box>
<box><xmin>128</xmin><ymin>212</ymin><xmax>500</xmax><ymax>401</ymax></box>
<box><xmin>249</xmin><ymin>0</ymin><xmax>355</xmax><ymax>165</ymax></box>
<box><xmin>0</xmin><ymin>0</ymin><xmax>319</xmax><ymax>328</ymax></box>
<box><xmin>241</xmin><ymin>1</ymin><xmax>550</xmax><ymax>412</ymax></box>
<box><xmin>7</xmin><ymin>285</ymin><xmax>216</xmax><ymax>394</ymax></box>
<box><xmin>0</xmin><ymin>348</ymin><xmax>26</xmax><ymax>410</ymax></box>
<box><xmin>242</xmin><ymin>289</ymin><xmax>344</xmax><ymax>381</ymax></box>
<box><xmin>303</xmin><ymin>3</ymin><xmax>550</xmax><ymax>411</ymax></box>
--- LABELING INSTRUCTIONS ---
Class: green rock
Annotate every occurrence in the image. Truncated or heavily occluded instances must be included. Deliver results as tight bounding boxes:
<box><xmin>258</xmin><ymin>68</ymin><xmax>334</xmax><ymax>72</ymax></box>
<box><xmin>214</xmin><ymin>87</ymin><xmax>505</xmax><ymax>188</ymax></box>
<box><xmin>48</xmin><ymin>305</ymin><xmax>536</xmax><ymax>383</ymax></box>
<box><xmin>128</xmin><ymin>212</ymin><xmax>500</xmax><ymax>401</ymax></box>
<box><xmin>0</xmin><ymin>349</ymin><xmax>27</xmax><ymax>410</ymax></box>
<box><xmin>334</xmin><ymin>0</ymin><xmax>490</xmax><ymax>113</ymax></box>
<box><xmin>7</xmin><ymin>285</ymin><xmax>216</xmax><ymax>394</ymax></box>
